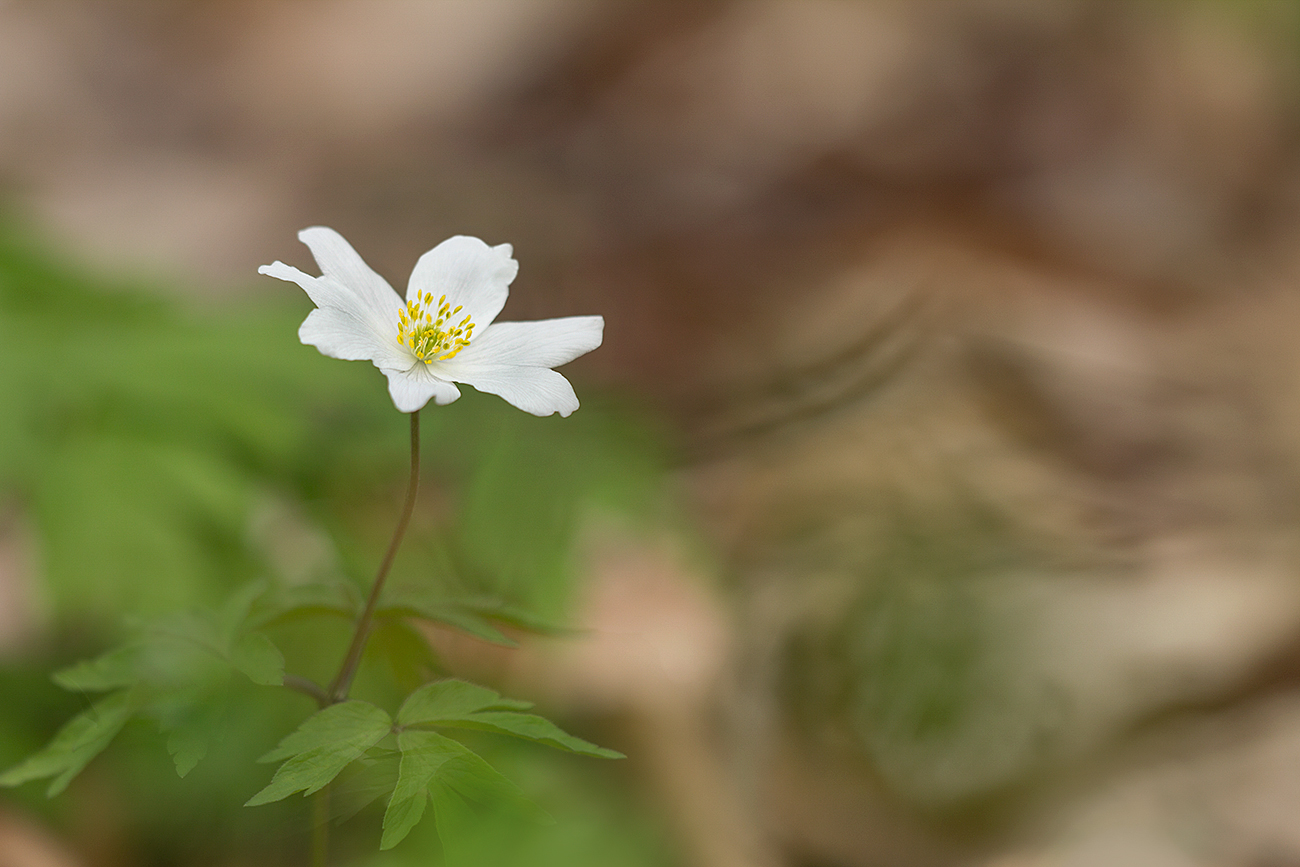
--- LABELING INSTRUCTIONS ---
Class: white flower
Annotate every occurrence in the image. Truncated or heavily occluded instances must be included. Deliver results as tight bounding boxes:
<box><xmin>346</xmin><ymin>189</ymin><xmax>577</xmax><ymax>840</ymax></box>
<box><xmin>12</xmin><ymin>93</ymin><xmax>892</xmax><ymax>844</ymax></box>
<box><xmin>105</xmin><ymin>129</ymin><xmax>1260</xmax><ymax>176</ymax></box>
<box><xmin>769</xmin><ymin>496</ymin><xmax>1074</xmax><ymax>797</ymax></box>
<box><xmin>259</xmin><ymin>227</ymin><xmax>604</xmax><ymax>416</ymax></box>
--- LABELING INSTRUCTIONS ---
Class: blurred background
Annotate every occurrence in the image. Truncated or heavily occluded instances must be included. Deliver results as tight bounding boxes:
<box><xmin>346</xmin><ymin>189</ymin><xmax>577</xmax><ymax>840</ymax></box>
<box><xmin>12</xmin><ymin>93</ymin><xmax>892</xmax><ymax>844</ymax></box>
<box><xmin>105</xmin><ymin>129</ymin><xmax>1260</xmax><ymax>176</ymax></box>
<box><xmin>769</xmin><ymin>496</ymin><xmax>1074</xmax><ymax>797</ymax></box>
<box><xmin>6</xmin><ymin>0</ymin><xmax>1300</xmax><ymax>865</ymax></box>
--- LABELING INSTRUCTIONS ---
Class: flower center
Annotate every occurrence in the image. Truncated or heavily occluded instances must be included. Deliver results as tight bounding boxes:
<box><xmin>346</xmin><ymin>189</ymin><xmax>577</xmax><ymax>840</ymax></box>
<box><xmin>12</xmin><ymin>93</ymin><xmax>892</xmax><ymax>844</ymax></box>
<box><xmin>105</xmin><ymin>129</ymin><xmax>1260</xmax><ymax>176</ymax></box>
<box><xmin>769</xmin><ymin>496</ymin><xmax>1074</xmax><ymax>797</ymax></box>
<box><xmin>398</xmin><ymin>292</ymin><xmax>475</xmax><ymax>363</ymax></box>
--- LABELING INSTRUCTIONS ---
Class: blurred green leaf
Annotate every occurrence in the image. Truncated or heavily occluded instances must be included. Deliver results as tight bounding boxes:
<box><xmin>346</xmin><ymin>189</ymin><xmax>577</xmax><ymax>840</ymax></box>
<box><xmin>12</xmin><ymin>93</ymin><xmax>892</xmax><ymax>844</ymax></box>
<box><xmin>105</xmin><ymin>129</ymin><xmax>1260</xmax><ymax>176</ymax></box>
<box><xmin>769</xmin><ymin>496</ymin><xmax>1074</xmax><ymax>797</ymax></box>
<box><xmin>331</xmin><ymin>748</ymin><xmax>400</xmax><ymax>822</ymax></box>
<box><xmin>247</xmin><ymin>700</ymin><xmax>392</xmax><ymax>806</ymax></box>
<box><xmin>397</xmin><ymin>680</ymin><xmax>533</xmax><ymax>723</ymax></box>
<box><xmin>368</xmin><ymin>618</ymin><xmax>440</xmax><ymax>694</ymax></box>
<box><xmin>425</xmin><ymin>713</ymin><xmax>622</xmax><ymax>760</ymax></box>
<box><xmin>397</xmin><ymin>680</ymin><xmax>618</xmax><ymax>759</ymax></box>
<box><xmin>218</xmin><ymin>580</ymin><xmax>270</xmax><ymax>642</ymax></box>
<box><xmin>249</xmin><ymin>581</ymin><xmax>361</xmax><ymax>630</ymax></box>
<box><xmin>383</xmin><ymin>729</ymin><xmax>546</xmax><ymax>851</ymax></box>
<box><xmin>428</xmin><ymin>741</ymin><xmax>552</xmax><ymax>865</ymax></box>
<box><xmin>164</xmin><ymin>720</ymin><xmax>209</xmax><ymax>779</ymax></box>
<box><xmin>230</xmin><ymin>634</ymin><xmax>285</xmax><ymax>687</ymax></box>
<box><xmin>458</xmin><ymin>598</ymin><xmax>570</xmax><ymax>636</ymax></box>
<box><xmin>381</xmin><ymin>729</ymin><xmax>461</xmax><ymax>849</ymax></box>
<box><xmin>53</xmin><ymin>645</ymin><xmax>143</xmax><ymax>693</ymax></box>
<box><xmin>378</xmin><ymin>595</ymin><xmax>516</xmax><ymax>646</ymax></box>
<box><xmin>0</xmin><ymin>689</ymin><xmax>134</xmax><ymax>796</ymax></box>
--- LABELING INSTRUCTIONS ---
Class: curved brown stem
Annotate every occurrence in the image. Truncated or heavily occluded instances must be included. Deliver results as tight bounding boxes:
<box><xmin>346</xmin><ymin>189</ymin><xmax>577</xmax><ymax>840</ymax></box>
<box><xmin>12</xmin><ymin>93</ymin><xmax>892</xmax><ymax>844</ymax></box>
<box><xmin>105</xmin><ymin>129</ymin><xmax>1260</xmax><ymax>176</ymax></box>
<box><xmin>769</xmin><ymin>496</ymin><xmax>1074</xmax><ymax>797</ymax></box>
<box><xmin>327</xmin><ymin>410</ymin><xmax>420</xmax><ymax>703</ymax></box>
<box><xmin>283</xmin><ymin>674</ymin><xmax>329</xmax><ymax>706</ymax></box>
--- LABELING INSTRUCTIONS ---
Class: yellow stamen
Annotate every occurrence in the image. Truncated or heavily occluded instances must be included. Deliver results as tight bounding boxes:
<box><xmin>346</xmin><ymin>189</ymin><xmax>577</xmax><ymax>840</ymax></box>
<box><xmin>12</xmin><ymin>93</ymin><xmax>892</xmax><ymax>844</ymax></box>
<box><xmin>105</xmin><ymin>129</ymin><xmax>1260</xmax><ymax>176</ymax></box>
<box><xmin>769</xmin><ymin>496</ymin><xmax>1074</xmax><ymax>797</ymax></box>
<box><xmin>395</xmin><ymin>296</ymin><xmax>476</xmax><ymax>363</ymax></box>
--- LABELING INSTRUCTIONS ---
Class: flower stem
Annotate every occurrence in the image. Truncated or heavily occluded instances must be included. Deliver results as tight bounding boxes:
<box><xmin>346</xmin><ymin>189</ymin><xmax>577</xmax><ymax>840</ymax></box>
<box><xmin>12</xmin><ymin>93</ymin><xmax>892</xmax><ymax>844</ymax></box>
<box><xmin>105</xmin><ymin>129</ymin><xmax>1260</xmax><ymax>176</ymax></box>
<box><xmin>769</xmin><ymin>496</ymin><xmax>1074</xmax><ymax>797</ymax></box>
<box><xmin>328</xmin><ymin>410</ymin><xmax>421</xmax><ymax>703</ymax></box>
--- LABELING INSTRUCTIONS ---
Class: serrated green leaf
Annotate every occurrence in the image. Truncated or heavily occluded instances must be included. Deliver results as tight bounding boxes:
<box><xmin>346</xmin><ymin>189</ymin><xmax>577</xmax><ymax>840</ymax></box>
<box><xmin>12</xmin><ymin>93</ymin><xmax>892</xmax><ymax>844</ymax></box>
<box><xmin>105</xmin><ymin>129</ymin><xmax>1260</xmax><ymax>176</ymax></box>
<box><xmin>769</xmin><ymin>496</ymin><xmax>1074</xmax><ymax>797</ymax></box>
<box><xmin>429</xmin><ymin>782</ymin><xmax>475</xmax><ymax>867</ymax></box>
<box><xmin>52</xmin><ymin>645</ymin><xmax>141</xmax><ymax>692</ymax></box>
<box><xmin>380</xmin><ymin>730</ymin><xmax>461</xmax><ymax>849</ymax></box>
<box><xmin>396</xmin><ymin>680</ymin><xmax>619</xmax><ymax>758</ymax></box>
<box><xmin>397</xmin><ymin>680</ymin><xmax>533</xmax><ymax>726</ymax></box>
<box><xmin>425</xmin><ymin>735</ymin><xmax>552</xmax><ymax>864</ymax></box>
<box><xmin>257</xmin><ymin>701</ymin><xmax>391</xmax><ymax>764</ymax></box>
<box><xmin>246</xmin><ymin>701</ymin><xmax>392</xmax><ymax>806</ymax></box>
<box><xmin>230</xmin><ymin>633</ymin><xmax>284</xmax><ymax>686</ymax></box>
<box><xmin>431</xmin><ymin>743</ymin><xmax>546</xmax><ymax>818</ymax></box>
<box><xmin>430</xmin><ymin>711</ymin><xmax>623</xmax><ymax>759</ymax></box>
<box><xmin>331</xmin><ymin>749</ymin><xmax>400</xmax><ymax>823</ymax></box>
<box><xmin>382</xmin><ymin>729</ymin><xmax>548</xmax><ymax>851</ymax></box>
<box><xmin>0</xmin><ymin>690</ymin><xmax>133</xmax><ymax>796</ymax></box>
<box><xmin>383</xmin><ymin>794</ymin><xmax>428</xmax><ymax>851</ymax></box>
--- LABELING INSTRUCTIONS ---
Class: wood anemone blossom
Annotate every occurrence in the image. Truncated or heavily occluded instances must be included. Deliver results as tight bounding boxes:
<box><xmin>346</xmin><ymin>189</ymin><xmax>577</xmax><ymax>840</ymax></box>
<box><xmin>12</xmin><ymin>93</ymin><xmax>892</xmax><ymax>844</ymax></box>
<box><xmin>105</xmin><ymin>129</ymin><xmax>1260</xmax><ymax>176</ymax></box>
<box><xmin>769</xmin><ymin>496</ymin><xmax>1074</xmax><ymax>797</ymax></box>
<box><xmin>260</xmin><ymin>227</ymin><xmax>604</xmax><ymax>416</ymax></box>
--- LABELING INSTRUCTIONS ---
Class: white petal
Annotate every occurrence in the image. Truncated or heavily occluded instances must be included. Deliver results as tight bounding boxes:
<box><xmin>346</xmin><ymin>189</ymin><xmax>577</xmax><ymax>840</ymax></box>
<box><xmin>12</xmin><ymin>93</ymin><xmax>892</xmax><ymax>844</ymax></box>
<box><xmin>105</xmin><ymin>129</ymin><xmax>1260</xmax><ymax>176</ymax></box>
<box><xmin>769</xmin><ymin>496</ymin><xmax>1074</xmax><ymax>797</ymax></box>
<box><xmin>261</xmin><ymin>262</ymin><xmax>410</xmax><ymax>368</ymax></box>
<box><xmin>443</xmin><ymin>365</ymin><xmax>581</xmax><ymax>417</ymax></box>
<box><xmin>445</xmin><ymin>316</ymin><xmax>604</xmax><ymax>370</ymax></box>
<box><xmin>259</xmin><ymin>261</ymin><xmax>339</xmax><ymax>312</ymax></box>
<box><xmin>382</xmin><ymin>365</ymin><xmax>462</xmax><ymax>413</ymax></box>
<box><xmin>297</xmin><ymin>307</ymin><xmax>387</xmax><ymax>361</ymax></box>
<box><xmin>406</xmin><ymin>236</ymin><xmax>517</xmax><ymax>331</ymax></box>
<box><xmin>298</xmin><ymin>227</ymin><xmax>403</xmax><ymax>322</ymax></box>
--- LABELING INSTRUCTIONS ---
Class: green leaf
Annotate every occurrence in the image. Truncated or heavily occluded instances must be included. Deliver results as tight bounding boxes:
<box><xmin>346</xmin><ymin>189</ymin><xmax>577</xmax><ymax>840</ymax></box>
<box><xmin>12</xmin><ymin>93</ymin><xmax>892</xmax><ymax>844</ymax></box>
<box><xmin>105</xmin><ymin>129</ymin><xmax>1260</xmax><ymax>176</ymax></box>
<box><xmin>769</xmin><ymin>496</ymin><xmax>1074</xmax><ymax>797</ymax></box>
<box><xmin>382</xmin><ymin>729</ymin><xmax>547</xmax><ymax>851</ymax></box>
<box><xmin>431</xmin><ymin>712</ymin><xmax>623</xmax><ymax>759</ymax></box>
<box><xmin>396</xmin><ymin>679</ymin><xmax>620</xmax><ymax>759</ymax></box>
<box><xmin>330</xmin><ymin>749</ymin><xmax>400</xmax><ymax>823</ymax></box>
<box><xmin>426</xmin><ymin>737</ymin><xmax>552</xmax><ymax>864</ymax></box>
<box><xmin>397</xmin><ymin>680</ymin><xmax>533</xmax><ymax>726</ymax></box>
<box><xmin>380</xmin><ymin>730</ymin><xmax>462</xmax><ymax>849</ymax></box>
<box><xmin>369</xmin><ymin>618</ymin><xmax>439</xmax><ymax>692</ymax></box>
<box><xmin>34</xmin><ymin>436</ymin><xmax>258</xmax><ymax>619</ymax></box>
<box><xmin>165</xmin><ymin>722</ymin><xmax>209</xmax><ymax>779</ymax></box>
<box><xmin>459</xmin><ymin>598</ymin><xmax>570</xmax><ymax>636</ymax></box>
<box><xmin>378</xmin><ymin>598</ymin><xmax>516</xmax><ymax>647</ymax></box>
<box><xmin>217</xmin><ymin>580</ymin><xmax>268</xmax><ymax>643</ymax></box>
<box><xmin>0</xmin><ymin>690</ymin><xmax>133</xmax><ymax>796</ymax></box>
<box><xmin>430</xmin><ymin>742</ymin><xmax>545</xmax><ymax>817</ymax></box>
<box><xmin>248</xmin><ymin>581</ymin><xmax>360</xmax><ymax>630</ymax></box>
<box><xmin>52</xmin><ymin>645</ymin><xmax>142</xmax><ymax>692</ymax></box>
<box><xmin>246</xmin><ymin>701</ymin><xmax>392</xmax><ymax>806</ymax></box>
<box><xmin>230</xmin><ymin>633</ymin><xmax>285</xmax><ymax>686</ymax></box>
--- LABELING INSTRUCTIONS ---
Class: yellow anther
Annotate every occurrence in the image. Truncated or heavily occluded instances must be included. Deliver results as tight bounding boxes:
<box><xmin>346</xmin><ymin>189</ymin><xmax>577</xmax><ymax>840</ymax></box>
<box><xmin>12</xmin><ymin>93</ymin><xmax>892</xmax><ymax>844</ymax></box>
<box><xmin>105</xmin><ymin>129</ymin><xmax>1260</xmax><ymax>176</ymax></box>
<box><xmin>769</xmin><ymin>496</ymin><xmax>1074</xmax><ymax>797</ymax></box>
<box><xmin>395</xmin><ymin>303</ymin><xmax>476</xmax><ymax>361</ymax></box>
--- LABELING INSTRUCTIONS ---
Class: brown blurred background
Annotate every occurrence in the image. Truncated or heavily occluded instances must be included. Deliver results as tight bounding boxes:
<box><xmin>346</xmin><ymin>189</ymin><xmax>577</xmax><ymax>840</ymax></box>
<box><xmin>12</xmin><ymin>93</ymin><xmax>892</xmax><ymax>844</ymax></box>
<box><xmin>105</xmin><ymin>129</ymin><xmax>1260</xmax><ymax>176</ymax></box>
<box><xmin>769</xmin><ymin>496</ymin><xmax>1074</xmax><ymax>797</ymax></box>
<box><xmin>8</xmin><ymin>1</ymin><xmax>1300</xmax><ymax>866</ymax></box>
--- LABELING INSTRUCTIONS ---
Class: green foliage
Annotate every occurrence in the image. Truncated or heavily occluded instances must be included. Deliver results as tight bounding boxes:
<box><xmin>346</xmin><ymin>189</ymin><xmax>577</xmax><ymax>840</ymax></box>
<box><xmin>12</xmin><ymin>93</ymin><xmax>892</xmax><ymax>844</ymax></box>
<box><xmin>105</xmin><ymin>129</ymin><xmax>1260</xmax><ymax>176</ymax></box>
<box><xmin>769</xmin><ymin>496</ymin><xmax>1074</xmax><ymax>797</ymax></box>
<box><xmin>377</xmin><ymin>594</ymin><xmax>519</xmax><ymax>647</ymax></box>
<box><xmin>0</xmin><ymin>225</ymin><xmax>662</xmax><ymax>860</ymax></box>
<box><xmin>382</xmin><ymin>729</ymin><xmax>544</xmax><ymax>850</ymax></box>
<box><xmin>398</xmin><ymin>680</ymin><xmax>534</xmax><ymax>720</ymax></box>
<box><xmin>397</xmin><ymin>680</ymin><xmax>623</xmax><ymax>760</ymax></box>
<box><xmin>51</xmin><ymin>644</ymin><xmax>141</xmax><ymax>692</ymax></box>
<box><xmin>241</xmin><ymin>678</ymin><xmax>620</xmax><ymax>849</ymax></box>
<box><xmin>248</xmin><ymin>701</ymin><xmax>394</xmax><ymax>805</ymax></box>
<box><xmin>0</xmin><ymin>690</ymin><xmax>134</xmax><ymax>796</ymax></box>
<box><xmin>360</xmin><ymin>735</ymin><xmax>670</xmax><ymax>867</ymax></box>
<box><xmin>3</xmin><ymin>581</ymin><xmax>290</xmax><ymax>785</ymax></box>
<box><xmin>230</xmin><ymin>633</ymin><xmax>288</xmax><ymax>686</ymax></box>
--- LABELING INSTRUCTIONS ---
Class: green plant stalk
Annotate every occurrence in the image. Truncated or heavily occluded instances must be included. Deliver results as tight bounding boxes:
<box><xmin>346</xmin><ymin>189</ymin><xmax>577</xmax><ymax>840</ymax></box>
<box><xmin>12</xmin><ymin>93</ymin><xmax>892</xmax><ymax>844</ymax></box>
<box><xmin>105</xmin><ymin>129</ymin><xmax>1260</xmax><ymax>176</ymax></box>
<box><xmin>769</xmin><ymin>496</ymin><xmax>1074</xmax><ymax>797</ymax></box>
<box><xmin>294</xmin><ymin>411</ymin><xmax>420</xmax><ymax>866</ymax></box>
<box><xmin>312</xmin><ymin>786</ymin><xmax>330</xmax><ymax>867</ymax></box>
<box><xmin>328</xmin><ymin>410</ymin><xmax>421</xmax><ymax>703</ymax></box>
